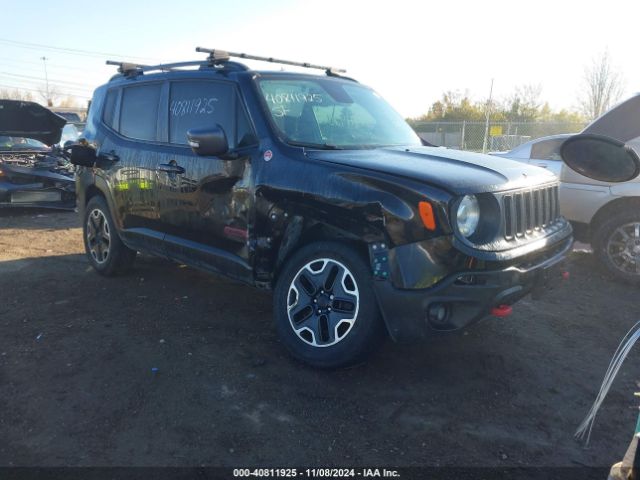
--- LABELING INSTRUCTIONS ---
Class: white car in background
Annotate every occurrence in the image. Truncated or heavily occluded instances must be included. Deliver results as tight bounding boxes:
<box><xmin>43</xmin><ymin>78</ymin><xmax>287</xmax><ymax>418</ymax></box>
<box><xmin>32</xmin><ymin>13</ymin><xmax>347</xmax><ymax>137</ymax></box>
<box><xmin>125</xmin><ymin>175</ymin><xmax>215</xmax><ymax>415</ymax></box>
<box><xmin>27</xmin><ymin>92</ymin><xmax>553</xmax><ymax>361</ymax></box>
<box><xmin>490</xmin><ymin>134</ymin><xmax>571</xmax><ymax>177</ymax></box>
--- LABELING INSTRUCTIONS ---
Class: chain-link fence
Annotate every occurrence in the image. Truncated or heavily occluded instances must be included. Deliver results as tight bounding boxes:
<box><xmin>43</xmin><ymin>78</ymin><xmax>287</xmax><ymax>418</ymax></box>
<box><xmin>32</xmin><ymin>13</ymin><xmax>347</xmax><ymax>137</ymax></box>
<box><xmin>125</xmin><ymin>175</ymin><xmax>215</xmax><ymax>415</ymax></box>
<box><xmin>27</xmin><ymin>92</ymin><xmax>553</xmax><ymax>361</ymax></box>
<box><xmin>411</xmin><ymin>121</ymin><xmax>586</xmax><ymax>152</ymax></box>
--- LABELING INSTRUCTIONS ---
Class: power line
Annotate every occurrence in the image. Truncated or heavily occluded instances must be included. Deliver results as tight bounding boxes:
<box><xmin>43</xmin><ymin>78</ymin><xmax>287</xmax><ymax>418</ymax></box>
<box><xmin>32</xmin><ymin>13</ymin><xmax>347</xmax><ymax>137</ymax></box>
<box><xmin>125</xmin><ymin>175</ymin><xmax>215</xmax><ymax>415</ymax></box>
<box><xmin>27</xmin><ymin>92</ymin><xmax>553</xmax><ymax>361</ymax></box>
<box><xmin>0</xmin><ymin>38</ymin><xmax>161</xmax><ymax>62</ymax></box>
<box><xmin>0</xmin><ymin>83</ymin><xmax>91</xmax><ymax>100</ymax></box>
<box><xmin>0</xmin><ymin>56</ymin><xmax>93</xmax><ymax>72</ymax></box>
<box><xmin>0</xmin><ymin>75</ymin><xmax>94</xmax><ymax>95</ymax></box>
<box><xmin>0</xmin><ymin>64</ymin><xmax>93</xmax><ymax>84</ymax></box>
<box><xmin>0</xmin><ymin>61</ymin><xmax>106</xmax><ymax>92</ymax></box>
<box><xmin>0</xmin><ymin>77</ymin><xmax>94</xmax><ymax>96</ymax></box>
<box><xmin>0</xmin><ymin>71</ymin><xmax>95</xmax><ymax>88</ymax></box>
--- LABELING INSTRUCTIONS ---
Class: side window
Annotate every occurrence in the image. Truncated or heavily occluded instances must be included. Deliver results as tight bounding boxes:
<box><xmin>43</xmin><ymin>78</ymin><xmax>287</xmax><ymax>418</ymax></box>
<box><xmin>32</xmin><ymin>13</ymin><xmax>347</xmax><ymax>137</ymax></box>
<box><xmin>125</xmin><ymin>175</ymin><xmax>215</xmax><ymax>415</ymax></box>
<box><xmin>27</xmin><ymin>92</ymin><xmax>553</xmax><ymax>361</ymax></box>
<box><xmin>531</xmin><ymin>138</ymin><xmax>564</xmax><ymax>160</ymax></box>
<box><xmin>169</xmin><ymin>81</ymin><xmax>233</xmax><ymax>145</ymax></box>
<box><xmin>120</xmin><ymin>83</ymin><xmax>162</xmax><ymax>141</ymax></box>
<box><xmin>102</xmin><ymin>89</ymin><xmax>118</xmax><ymax>129</ymax></box>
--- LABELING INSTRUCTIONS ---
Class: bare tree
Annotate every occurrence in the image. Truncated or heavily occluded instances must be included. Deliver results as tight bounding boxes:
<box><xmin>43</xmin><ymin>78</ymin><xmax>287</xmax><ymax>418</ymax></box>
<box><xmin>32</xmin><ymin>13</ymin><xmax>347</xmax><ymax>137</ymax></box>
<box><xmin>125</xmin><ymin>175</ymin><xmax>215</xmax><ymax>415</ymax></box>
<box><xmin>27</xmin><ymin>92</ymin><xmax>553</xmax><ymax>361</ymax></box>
<box><xmin>579</xmin><ymin>50</ymin><xmax>625</xmax><ymax>120</ymax></box>
<box><xmin>0</xmin><ymin>88</ymin><xmax>34</xmax><ymax>101</ymax></box>
<box><xmin>37</xmin><ymin>84</ymin><xmax>60</xmax><ymax>107</ymax></box>
<box><xmin>56</xmin><ymin>95</ymin><xmax>82</xmax><ymax>109</ymax></box>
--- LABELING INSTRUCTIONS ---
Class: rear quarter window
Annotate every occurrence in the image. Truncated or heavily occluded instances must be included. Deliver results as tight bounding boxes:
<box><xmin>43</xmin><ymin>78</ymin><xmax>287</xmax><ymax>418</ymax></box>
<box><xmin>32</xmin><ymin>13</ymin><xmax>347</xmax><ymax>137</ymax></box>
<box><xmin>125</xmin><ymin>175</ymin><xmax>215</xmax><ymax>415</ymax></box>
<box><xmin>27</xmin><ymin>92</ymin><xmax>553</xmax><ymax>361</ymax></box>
<box><xmin>531</xmin><ymin>138</ymin><xmax>565</xmax><ymax>160</ymax></box>
<box><xmin>102</xmin><ymin>89</ymin><xmax>118</xmax><ymax>129</ymax></box>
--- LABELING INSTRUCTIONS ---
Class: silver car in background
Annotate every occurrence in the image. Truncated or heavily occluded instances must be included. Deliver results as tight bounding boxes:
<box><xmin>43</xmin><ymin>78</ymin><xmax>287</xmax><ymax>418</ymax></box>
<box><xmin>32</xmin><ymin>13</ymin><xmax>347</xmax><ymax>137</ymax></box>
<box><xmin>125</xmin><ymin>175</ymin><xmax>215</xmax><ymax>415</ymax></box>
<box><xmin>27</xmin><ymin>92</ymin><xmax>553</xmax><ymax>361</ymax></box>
<box><xmin>493</xmin><ymin>95</ymin><xmax>640</xmax><ymax>284</ymax></box>
<box><xmin>561</xmin><ymin>94</ymin><xmax>640</xmax><ymax>284</ymax></box>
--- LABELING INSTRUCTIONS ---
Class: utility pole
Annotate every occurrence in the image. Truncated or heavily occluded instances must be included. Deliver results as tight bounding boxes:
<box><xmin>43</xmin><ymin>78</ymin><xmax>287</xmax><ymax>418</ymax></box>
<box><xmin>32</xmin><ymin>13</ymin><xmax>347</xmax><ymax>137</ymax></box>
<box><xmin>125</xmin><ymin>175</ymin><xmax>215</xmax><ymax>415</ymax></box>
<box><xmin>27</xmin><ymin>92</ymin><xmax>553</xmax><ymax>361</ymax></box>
<box><xmin>482</xmin><ymin>78</ymin><xmax>494</xmax><ymax>154</ymax></box>
<box><xmin>40</xmin><ymin>56</ymin><xmax>51</xmax><ymax>107</ymax></box>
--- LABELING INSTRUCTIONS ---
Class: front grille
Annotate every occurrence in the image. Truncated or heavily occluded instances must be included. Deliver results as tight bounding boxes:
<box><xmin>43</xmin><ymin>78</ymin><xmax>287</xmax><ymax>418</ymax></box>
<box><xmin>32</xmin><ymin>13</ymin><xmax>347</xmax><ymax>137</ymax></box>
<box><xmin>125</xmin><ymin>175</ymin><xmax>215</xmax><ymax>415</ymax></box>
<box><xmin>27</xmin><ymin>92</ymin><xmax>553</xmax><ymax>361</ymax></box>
<box><xmin>502</xmin><ymin>185</ymin><xmax>559</xmax><ymax>240</ymax></box>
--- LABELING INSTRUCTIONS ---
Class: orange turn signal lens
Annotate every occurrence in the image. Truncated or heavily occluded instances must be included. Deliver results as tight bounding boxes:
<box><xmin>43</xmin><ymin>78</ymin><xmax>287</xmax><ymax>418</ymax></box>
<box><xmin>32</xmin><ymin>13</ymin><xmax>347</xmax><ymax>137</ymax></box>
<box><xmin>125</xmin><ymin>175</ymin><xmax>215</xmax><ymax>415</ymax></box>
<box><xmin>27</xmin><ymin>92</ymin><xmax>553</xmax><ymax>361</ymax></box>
<box><xmin>418</xmin><ymin>201</ymin><xmax>436</xmax><ymax>230</ymax></box>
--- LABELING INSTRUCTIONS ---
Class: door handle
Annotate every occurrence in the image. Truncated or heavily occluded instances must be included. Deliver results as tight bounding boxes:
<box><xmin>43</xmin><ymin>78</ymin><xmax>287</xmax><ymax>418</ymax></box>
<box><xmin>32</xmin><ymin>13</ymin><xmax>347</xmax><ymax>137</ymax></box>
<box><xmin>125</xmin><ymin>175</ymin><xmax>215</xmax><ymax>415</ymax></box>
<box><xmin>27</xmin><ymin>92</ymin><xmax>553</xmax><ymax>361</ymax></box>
<box><xmin>157</xmin><ymin>163</ymin><xmax>185</xmax><ymax>174</ymax></box>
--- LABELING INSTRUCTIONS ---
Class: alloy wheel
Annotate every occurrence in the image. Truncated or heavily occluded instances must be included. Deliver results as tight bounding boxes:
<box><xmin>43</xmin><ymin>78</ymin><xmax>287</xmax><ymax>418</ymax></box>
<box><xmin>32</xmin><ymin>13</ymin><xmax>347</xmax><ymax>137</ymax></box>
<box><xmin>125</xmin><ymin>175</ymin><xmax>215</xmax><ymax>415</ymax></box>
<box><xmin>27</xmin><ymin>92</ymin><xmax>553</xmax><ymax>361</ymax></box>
<box><xmin>86</xmin><ymin>209</ymin><xmax>111</xmax><ymax>265</ymax></box>
<box><xmin>287</xmin><ymin>258</ymin><xmax>360</xmax><ymax>347</ymax></box>
<box><xmin>606</xmin><ymin>222</ymin><xmax>640</xmax><ymax>275</ymax></box>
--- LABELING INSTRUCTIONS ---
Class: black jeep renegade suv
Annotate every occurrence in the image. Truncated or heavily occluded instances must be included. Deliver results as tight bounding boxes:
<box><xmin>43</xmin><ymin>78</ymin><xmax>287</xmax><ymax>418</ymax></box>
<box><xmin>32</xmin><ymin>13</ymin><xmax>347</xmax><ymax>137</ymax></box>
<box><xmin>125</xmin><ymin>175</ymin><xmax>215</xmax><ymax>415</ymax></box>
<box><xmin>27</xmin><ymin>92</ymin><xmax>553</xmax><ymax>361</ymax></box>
<box><xmin>72</xmin><ymin>49</ymin><xmax>572</xmax><ymax>368</ymax></box>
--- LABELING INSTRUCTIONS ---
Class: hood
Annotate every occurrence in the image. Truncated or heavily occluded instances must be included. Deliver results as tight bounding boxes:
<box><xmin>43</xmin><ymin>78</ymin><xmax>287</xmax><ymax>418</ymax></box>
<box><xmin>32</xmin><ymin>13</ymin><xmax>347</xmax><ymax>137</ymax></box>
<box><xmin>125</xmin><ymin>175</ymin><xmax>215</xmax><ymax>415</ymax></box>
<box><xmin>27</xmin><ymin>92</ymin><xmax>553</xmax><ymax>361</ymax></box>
<box><xmin>581</xmin><ymin>93</ymin><xmax>640</xmax><ymax>143</ymax></box>
<box><xmin>581</xmin><ymin>93</ymin><xmax>640</xmax><ymax>160</ymax></box>
<box><xmin>307</xmin><ymin>146</ymin><xmax>556</xmax><ymax>195</ymax></box>
<box><xmin>0</xmin><ymin>100</ymin><xmax>67</xmax><ymax>145</ymax></box>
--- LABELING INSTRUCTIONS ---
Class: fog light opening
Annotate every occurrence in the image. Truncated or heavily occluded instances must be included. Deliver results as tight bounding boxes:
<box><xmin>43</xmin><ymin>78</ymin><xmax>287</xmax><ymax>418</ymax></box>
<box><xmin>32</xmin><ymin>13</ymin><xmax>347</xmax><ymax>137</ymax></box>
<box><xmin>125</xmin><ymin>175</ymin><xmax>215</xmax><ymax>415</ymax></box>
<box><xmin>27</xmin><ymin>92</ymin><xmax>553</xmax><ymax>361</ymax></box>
<box><xmin>427</xmin><ymin>302</ymin><xmax>451</xmax><ymax>327</ymax></box>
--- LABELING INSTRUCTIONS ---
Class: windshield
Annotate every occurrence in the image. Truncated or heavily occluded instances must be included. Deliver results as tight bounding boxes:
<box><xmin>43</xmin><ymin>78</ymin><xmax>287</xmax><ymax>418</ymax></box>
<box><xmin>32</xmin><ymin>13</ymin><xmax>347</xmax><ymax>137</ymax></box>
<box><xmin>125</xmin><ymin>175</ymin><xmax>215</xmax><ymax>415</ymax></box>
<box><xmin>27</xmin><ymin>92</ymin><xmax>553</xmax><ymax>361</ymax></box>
<box><xmin>257</xmin><ymin>77</ymin><xmax>421</xmax><ymax>149</ymax></box>
<box><xmin>0</xmin><ymin>136</ymin><xmax>49</xmax><ymax>151</ymax></box>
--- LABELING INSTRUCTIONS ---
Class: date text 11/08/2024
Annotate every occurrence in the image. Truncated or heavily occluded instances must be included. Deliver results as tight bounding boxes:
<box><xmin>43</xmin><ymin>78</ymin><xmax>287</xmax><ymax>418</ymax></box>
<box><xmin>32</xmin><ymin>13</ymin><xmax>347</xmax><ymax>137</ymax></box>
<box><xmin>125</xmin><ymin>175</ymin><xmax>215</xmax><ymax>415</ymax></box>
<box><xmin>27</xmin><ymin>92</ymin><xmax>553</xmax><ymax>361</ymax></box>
<box><xmin>233</xmin><ymin>468</ymin><xmax>401</xmax><ymax>478</ymax></box>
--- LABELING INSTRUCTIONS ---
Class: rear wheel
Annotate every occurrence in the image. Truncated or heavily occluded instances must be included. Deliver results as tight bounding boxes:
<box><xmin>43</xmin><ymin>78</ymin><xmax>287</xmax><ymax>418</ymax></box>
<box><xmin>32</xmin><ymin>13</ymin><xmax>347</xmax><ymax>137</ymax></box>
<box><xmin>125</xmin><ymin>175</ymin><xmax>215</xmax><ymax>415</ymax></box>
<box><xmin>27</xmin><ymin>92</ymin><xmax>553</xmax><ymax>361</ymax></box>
<box><xmin>593</xmin><ymin>210</ymin><xmax>640</xmax><ymax>285</ymax></box>
<box><xmin>83</xmin><ymin>195</ymin><xmax>136</xmax><ymax>276</ymax></box>
<box><xmin>273</xmin><ymin>241</ymin><xmax>385</xmax><ymax>368</ymax></box>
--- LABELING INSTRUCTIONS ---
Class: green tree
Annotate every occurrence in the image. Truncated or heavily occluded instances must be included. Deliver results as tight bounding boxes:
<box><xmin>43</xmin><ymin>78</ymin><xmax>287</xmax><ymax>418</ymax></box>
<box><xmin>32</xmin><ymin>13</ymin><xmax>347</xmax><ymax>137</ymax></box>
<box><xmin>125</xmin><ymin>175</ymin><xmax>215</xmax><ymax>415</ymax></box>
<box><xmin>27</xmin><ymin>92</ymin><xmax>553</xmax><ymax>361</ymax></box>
<box><xmin>409</xmin><ymin>86</ymin><xmax>585</xmax><ymax>124</ymax></box>
<box><xmin>503</xmin><ymin>84</ymin><xmax>543</xmax><ymax>122</ymax></box>
<box><xmin>417</xmin><ymin>90</ymin><xmax>485</xmax><ymax>121</ymax></box>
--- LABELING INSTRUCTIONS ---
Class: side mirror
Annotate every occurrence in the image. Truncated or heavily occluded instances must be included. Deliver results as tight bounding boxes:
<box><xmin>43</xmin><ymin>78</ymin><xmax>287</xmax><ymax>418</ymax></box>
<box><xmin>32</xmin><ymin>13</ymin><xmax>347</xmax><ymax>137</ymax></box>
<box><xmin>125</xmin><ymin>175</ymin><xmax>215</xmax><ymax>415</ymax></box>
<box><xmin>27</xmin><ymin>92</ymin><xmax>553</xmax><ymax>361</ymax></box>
<box><xmin>187</xmin><ymin>125</ymin><xmax>229</xmax><ymax>157</ymax></box>
<box><xmin>560</xmin><ymin>134</ymin><xmax>640</xmax><ymax>183</ymax></box>
<box><xmin>68</xmin><ymin>143</ymin><xmax>97</xmax><ymax>167</ymax></box>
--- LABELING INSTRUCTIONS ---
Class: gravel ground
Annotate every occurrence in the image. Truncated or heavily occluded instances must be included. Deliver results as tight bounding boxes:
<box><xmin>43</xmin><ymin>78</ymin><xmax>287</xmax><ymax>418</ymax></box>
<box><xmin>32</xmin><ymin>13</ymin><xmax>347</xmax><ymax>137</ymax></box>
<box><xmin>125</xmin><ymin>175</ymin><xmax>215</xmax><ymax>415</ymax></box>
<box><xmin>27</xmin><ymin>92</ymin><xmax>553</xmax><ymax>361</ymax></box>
<box><xmin>0</xmin><ymin>210</ymin><xmax>639</xmax><ymax>469</ymax></box>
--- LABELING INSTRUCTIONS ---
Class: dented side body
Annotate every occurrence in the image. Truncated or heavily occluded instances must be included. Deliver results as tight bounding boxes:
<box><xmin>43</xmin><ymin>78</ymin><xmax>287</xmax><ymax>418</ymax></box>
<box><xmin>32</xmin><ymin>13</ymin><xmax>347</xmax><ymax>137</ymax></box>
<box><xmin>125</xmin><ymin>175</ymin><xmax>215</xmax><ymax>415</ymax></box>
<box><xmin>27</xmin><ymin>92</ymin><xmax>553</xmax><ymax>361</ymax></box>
<box><xmin>77</xmin><ymin>67</ymin><xmax>572</xmax><ymax>342</ymax></box>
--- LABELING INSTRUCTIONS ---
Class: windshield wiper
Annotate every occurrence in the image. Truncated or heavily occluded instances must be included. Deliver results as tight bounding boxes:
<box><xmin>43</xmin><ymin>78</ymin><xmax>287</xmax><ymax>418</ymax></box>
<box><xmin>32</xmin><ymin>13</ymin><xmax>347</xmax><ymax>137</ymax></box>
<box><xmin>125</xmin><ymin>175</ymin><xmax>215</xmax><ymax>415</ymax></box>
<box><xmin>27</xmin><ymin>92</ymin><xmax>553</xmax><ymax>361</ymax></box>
<box><xmin>287</xmin><ymin>140</ymin><xmax>344</xmax><ymax>150</ymax></box>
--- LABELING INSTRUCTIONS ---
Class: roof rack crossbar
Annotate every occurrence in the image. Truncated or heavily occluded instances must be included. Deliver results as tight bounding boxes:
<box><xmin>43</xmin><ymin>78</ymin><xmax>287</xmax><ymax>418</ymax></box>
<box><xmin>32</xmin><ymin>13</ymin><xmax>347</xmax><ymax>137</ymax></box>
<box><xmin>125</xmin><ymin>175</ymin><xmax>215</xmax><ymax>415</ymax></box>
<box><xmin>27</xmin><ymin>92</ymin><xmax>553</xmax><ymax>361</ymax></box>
<box><xmin>195</xmin><ymin>47</ymin><xmax>346</xmax><ymax>74</ymax></box>
<box><xmin>106</xmin><ymin>60</ymin><xmax>149</xmax><ymax>74</ymax></box>
<box><xmin>106</xmin><ymin>59</ymin><xmax>226</xmax><ymax>76</ymax></box>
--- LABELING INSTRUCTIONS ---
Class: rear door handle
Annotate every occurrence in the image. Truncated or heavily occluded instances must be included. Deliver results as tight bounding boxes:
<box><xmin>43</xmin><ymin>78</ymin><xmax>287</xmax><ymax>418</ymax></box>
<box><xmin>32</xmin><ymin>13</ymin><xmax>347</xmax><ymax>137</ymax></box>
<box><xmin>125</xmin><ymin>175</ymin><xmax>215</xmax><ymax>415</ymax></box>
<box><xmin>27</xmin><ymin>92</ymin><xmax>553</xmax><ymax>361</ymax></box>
<box><xmin>157</xmin><ymin>163</ymin><xmax>185</xmax><ymax>174</ymax></box>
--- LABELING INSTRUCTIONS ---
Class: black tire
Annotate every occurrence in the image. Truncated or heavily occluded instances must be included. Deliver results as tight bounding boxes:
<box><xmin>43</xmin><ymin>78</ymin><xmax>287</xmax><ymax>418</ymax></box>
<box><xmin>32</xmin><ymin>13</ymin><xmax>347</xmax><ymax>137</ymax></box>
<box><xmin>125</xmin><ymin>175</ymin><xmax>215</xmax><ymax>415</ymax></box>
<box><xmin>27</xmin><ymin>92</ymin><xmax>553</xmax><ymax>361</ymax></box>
<box><xmin>273</xmin><ymin>241</ymin><xmax>386</xmax><ymax>368</ymax></box>
<box><xmin>83</xmin><ymin>195</ymin><xmax>136</xmax><ymax>276</ymax></box>
<box><xmin>592</xmin><ymin>210</ymin><xmax>640</xmax><ymax>285</ymax></box>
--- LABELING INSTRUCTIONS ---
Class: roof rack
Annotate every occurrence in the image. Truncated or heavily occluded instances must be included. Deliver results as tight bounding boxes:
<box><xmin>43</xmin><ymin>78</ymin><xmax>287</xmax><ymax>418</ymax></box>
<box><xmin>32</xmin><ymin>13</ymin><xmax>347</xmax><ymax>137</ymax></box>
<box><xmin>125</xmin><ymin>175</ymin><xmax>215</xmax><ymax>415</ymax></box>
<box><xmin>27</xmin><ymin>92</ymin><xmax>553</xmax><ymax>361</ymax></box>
<box><xmin>195</xmin><ymin>47</ymin><xmax>347</xmax><ymax>76</ymax></box>
<box><xmin>106</xmin><ymin>49</ymin><xmax>347</xmax><ymax>79</ymax></box>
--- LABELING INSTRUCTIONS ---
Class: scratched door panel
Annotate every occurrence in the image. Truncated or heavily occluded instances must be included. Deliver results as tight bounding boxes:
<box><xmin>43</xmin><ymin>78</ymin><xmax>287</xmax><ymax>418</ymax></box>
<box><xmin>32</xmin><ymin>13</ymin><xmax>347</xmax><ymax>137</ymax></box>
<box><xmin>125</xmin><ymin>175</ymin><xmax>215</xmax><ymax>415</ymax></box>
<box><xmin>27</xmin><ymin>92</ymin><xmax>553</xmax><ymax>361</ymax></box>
<box><xmin>109</xmin><ymin>82</ymin><xmax>165</xmax><ymax>251</ymax></box>
<box><xmin>158</xmin><ymin>79</ymin><xmax>256</xmax><ymax>273</ymax></box>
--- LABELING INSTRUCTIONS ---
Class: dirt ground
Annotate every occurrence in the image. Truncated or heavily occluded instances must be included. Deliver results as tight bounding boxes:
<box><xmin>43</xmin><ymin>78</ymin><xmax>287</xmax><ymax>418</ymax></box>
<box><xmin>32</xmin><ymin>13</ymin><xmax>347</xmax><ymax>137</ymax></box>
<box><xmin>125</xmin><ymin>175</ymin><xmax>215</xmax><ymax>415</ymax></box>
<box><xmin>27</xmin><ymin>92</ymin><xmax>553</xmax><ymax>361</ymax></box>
<box><xmin>0</xmin><ymin>210</ymin><xmax>639</xmax><ymax>469</ymax></box>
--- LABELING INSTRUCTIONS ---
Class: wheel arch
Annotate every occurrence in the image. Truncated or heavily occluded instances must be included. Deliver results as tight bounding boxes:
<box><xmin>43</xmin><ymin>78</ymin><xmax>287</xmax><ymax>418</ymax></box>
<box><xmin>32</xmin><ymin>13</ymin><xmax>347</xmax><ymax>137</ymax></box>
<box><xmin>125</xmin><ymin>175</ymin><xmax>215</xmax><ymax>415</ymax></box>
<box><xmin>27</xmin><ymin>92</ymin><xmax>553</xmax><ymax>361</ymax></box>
<box><xmin>590</xmin><ymin>196</ymin><xmax>640</xmax><ymax>239</ymax></box>
<box><xmin>79</xmin><ymin>175</ymin><xmax>122</xmax><ymax>231</ymax></box>
<box><xmin>269</xmin><ymin>215</ymin><xmax>385</xmax><ymax>287</ymax></box>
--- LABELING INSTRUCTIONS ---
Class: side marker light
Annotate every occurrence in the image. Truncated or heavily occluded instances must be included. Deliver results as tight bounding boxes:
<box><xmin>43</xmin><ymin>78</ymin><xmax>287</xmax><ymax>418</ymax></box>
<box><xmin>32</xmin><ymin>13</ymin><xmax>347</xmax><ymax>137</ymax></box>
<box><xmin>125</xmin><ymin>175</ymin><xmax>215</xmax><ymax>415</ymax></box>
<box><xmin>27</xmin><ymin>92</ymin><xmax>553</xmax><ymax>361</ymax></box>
<box><xmin>418</xmin><ymin>201</ymin><xmax>436</xmax><ymax>230</ymax></box>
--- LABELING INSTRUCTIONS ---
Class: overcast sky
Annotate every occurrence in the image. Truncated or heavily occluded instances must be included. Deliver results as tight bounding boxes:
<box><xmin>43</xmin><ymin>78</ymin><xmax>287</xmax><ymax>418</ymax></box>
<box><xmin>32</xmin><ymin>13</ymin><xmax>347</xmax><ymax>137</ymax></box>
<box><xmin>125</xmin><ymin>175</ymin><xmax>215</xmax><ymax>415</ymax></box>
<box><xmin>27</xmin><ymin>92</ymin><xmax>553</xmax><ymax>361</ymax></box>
<box><xmin>1</xmin><ymin>0</ymin><xmax>638</xmax><ymax>117</ymax></box>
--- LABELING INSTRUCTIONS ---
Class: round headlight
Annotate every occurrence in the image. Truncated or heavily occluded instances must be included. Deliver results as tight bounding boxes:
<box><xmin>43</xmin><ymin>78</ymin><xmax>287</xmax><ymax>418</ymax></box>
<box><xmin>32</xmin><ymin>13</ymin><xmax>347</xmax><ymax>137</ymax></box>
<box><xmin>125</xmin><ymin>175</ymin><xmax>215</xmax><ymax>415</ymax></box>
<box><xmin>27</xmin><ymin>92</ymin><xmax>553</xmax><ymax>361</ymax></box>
<box><xmin>456</xmin><ymin>195</ymin><xmax>480</xmax><ymax>237</ymax></box>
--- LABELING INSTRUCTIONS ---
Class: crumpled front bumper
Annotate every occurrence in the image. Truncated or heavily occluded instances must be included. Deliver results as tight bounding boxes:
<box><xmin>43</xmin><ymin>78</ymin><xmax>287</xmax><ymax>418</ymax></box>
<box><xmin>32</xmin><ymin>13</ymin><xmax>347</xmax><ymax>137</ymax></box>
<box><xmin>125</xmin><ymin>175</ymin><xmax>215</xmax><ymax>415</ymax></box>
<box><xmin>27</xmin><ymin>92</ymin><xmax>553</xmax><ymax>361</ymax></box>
<box><xmin>0</xmin><ymin>163</ymin><xmax>76</xmax><ymax>210</ymax></box>
<box><xmin>372</xmin><ymin>235</ymin><xmax>573</xmax><ymax>342</ymax></box>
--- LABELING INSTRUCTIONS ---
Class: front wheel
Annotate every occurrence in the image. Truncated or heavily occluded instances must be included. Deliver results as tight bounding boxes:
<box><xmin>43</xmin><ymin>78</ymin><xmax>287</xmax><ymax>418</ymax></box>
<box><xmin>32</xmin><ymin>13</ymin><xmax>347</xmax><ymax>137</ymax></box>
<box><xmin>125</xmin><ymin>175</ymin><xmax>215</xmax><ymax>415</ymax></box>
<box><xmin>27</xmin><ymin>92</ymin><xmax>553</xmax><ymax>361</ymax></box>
<box><xmin>273</xmin><ymin>241</ymin><xmax>386</xmax><ymax>368</ymax></box>
<box><xmin>593</xmin><ymin>210</ymin><xmax>640</xmax><ymax>285</ymax></box>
